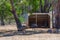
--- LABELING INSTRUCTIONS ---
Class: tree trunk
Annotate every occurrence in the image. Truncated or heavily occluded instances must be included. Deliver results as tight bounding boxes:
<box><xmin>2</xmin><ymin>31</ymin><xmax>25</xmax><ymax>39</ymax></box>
<box><xmin>10</xmin><ymin>0</ymin><xmax>23</xmax><ymax>31</ymax></box>
<box><xmin>1</xmin><ymin>16</ymin><xmax>5</xmax><ymax>25</ymax></box>
<box><xmin>40</xmin><ymin>0</ymin><xmax>43</xmax><ymax>13</ymax></box>
<box><xmin>44</xmin><ymin>0</ymin><xmax>49</xmax><ymax>13</ymax></box>
<box><xmin>40</xmin><ymin>0</ymin><xmax>51</xmax><ymax>13</ymax></box>
<box><xmin>0</xmin><ymin>12</ymin><xmax>5</xmax><ymax>26</ymax></box>
<box><xmin>55</xmin><ymin>0</ymin><xmax>60</xmax><ymax>29</ymax></box>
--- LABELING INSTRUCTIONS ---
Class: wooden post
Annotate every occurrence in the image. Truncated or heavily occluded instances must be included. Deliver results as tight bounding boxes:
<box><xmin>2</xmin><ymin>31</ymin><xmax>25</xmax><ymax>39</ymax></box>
<box><xmin>48</xmin><ymin>12</ymin><xmax>53</xmax><ymax>29</ymax></box>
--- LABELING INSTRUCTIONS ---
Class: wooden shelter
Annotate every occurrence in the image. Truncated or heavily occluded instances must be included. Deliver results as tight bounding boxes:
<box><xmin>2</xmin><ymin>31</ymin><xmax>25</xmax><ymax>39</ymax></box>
<box><xmin>27</xmin><ymin>13</ymin><xmax>52</xmax><ymax>28</ymax></box>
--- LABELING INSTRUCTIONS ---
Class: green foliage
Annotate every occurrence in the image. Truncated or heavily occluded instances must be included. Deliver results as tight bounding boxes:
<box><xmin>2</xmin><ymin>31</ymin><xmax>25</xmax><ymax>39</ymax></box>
<box><xmin>0</xmin><ymin>0</ymin><xmax>54</xmax><ymax>23</ymax></box>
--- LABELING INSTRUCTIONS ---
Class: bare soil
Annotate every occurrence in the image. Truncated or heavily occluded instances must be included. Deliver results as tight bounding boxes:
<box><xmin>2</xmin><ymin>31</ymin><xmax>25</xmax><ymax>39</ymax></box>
<box><xmin>0</xmin><ymin>25</ymin><xmax>60</xmax><ymax>40</ymax></box>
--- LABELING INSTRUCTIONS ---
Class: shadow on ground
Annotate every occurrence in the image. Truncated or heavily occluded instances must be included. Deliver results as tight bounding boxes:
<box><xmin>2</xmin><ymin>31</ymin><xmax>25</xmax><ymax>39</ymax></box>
<box><xmin>0</xmin><ymin>29</ymin><xmax>60</xmax><ymax>37</ymax></box>
<box><xmin>0</xmin><ymin>30</ymin><xmax>44</xmax><ymax>37</ymax></box>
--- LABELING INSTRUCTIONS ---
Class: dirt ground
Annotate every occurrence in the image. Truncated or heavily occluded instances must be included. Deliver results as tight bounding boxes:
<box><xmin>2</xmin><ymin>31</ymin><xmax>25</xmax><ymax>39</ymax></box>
<box><xmin>0</xmin><ymin>33</ymin><xmax>60</xmax><ymax>40</ymax></box>
<box><xmin>0</xmin><ymin>25</ymin><xmax>17</xmax><ymax>32</ymax></box>
<box><xmin>0</xmin><ymin>25</ymin><xmax>60</xmax><ymax>40</ymax></box>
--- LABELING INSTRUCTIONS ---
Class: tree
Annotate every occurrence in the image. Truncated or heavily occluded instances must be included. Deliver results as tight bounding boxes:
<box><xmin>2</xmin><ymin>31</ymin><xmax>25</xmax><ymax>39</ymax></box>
<box><xmin>0</xmin><ymin>11</ymin><xmax>5</xmax><ymax>25</ymax></box>
<box><xmin>39</xmin><ymin>0</ymin><xmax>52</xmax><ymax>13</ymax></box>
<box><xmin>10</xmin><ymin>0</ymin><xmax>23</xmax><ymax>31</ymax></box>
<box><xmin>0</xmin><ymin>2</ymin><xmax>5</xmax><ymax>25</ymax></box>
<box><xmin>27</xmin><ymin>0</ymin><xmax>52</xmax><ymax>13</ymax></box>
<box><xmin>0</xmin><ymin>0</ymin><xmax>13</xmax><ymax>25</ymax></box>
<box><xmin>55</xmin><ymin>0</ymin><xmax>60</xmax><ymax>29</ymax></box>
